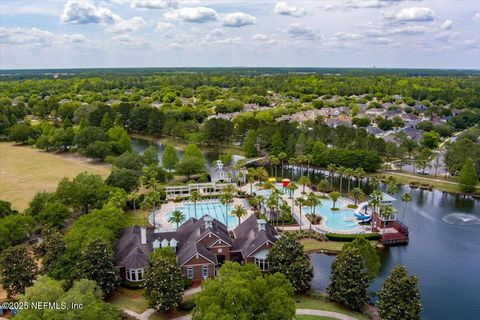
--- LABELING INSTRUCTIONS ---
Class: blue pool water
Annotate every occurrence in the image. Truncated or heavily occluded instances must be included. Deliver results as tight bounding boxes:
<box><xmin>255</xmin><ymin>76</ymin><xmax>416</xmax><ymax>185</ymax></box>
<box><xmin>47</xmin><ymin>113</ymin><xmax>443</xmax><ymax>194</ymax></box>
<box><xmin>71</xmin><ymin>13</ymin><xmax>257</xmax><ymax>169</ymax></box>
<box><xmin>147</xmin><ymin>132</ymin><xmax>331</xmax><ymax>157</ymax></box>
<box><xmin>303</xmin><ymin>199</ymin><xmax>359</xmax><ymax>231</ymax></box>
<box><xmin>167</xmin><ymin>202</ymin><xmax>237</xmax><ymax>228</ymax></box>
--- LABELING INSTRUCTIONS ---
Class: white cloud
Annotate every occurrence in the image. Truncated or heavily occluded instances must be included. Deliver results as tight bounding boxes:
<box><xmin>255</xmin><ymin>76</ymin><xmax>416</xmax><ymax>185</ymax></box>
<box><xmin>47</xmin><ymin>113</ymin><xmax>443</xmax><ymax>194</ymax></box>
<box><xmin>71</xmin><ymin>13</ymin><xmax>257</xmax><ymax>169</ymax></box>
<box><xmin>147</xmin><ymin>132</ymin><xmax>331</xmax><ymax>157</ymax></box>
<box><xmin>389</xmin><ymin>25</ymin><xmax>429</xmax><ymax>35</ymax></box>
<box><xmin>221</xmin><ymin>12</ymin><xmax>256</xmax><ymax>28</ymax></box>
<box><xmin>155</xmin><ymin>22</ymin><xmax>175</xmax><ymax>33</ymax></box>
<box><xmin>384</xmin><ymin>7</ymin><xmax>435</xmax><ymax>22</ymax></box>
<box><xmin>209</xmin><ymin>28</ymin><xmax>225</xmax><ymax>37</ymax></box>
<box><xmin>112</xmin><ymin>34</ymin><xmax>150</xmax><ymax>48</ymax></box>
<box><xmin>107</xmin><ymin>16</ymin><xmax>147</xmax><ymax>33</ymax></box>
<box><xmin>284</xmin><ymin>23</ymin><xmax>322</xmax><ymax>40</ymax></box>
<box><xmin>367</xmin><ymin>37</ymin><xmax>394</xmax><ymax>45</ymax></box>
<box><xmin>0</xmin><ymin>27</ymin><xmax>87</xmax><ymax>47</ymax></box>
<box><xmin>333</xmin><ymin>31</ymin><xmax>362</xmax><ymax>40</ymax></box>
<box><xmin>434</xmin><ymin>31</ymin><xmax>458</xmax><ymax>42</ymax></box>
<box><xmin>325</xmin><ymin>0</ymin><xmax>419</xmax><ymax>10</ymax></box>
<box><xmin>474</xmin><ymin>12</ymin><xmax>480</xmax><ymax>20</ymax></box>
<box><xmin>440</xmin><ymin>20</ymin><xmax>453</xmax><ymax>30</ymax></box>
<box><xmin>165</xmin><ymin>7</ymin><xmax>218</xmax><ymax>23</ymax></box>
<box><xmin>130</xmin><ymin>0</ymin><xmax>178</xmax><ymax>9</ymax></box>
<box><xmin>61</xmin><ymin>0</ymin><xmax>120</xmax><ymax>24</ymax></box>
<box><xmin>274</xmin><ymin>2</ymin><xmax>306</xmax><ymax>17</ymax></box>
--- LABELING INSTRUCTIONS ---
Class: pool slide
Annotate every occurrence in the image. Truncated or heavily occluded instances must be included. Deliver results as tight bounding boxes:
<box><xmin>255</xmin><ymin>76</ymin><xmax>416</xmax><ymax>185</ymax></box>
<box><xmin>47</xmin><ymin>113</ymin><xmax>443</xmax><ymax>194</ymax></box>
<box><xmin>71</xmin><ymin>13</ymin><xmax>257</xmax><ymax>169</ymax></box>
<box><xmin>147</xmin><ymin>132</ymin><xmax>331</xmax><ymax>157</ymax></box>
<box><xmin>354</xmin><ymin>202</ymin><xmax>371</xmax><ymax>221</ymax></box>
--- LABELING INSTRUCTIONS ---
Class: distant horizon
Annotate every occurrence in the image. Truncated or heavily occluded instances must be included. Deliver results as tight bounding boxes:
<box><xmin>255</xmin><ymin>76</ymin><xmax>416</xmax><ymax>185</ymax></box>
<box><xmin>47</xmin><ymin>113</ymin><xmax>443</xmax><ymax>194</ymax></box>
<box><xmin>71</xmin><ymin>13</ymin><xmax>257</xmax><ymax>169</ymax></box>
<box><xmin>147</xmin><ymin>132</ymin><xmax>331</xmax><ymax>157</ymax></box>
<box><xmin>1</xmin><ymin>1</ymin><xmax>479</xmax><ymax>69</ymax></box>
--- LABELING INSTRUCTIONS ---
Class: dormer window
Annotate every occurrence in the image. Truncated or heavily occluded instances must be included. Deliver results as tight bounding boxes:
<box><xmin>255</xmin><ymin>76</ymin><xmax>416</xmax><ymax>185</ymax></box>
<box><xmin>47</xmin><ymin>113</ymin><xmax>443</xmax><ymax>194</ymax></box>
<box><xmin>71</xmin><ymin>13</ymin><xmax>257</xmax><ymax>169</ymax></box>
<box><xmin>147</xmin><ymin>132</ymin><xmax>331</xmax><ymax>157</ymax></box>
<box><xmin>152</xmin><ymin>239</ymin><xmax>160</xmax><ymax>250</ymax></box>
<box><xmin>161</xmin><ymin>239</ymin><xmax>169</xmax><ymax>248</ymax></box>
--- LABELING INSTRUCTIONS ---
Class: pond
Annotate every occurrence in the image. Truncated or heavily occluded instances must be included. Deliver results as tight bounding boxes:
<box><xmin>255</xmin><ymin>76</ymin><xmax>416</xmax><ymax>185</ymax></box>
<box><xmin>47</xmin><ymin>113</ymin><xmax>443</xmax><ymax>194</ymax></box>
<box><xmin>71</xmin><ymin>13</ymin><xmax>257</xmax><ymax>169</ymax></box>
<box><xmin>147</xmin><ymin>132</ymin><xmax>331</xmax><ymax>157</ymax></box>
<box><xmin>131</xmin><ymin>137</ymin><xmax>244</xmax><ymax>169</ymax></box>
<box><xmin>309</xmin><ymin>184</ymin><xmax>480</xmax><ymax>320</ymax></box>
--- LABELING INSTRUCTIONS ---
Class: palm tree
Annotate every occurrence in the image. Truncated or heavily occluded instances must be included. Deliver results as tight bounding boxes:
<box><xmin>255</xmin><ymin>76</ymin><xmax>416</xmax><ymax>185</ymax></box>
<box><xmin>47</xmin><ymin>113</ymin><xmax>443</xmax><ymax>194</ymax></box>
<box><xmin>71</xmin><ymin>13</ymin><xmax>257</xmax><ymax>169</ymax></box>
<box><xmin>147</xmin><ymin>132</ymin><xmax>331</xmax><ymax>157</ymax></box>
<box><xmin>304</xmin><ymin>154</ymin><xmax>314</xmax><ymax>180</ymax></box>
<box><xmin>327</xmin><ymin>164</ymin><xmax>337</xmax><ymax>187</ymax></box>
<box><xmin>400</xmin><ymin>192</ymin><xmax>412</xmax><ymax>224</ymax></box>
<box><xmin>266</xmin><ymin>195</ymin><xmax>279</xmax><ymax>226</ymax></box>
<box><xmin>295</xmin><ymin>196</ymin><xmax>306</xmax><ymax>230</ymax></box>
<box><xmin>286</xmin><ymin>181</ymin><xmax>297</xmax><ymax>199</ymax></box>
<box><xmin>350</xmin><ymin>187</ymin><xmax>365</xmax><ymax>206</ymax></box>
<box><xmin>168</xmin><ymin>210</ymin><xmax>186</xmax><ymax>229</ymax></box>
<box><xmin>369</xmin><ymin>176</ymin><xmax>380</xmax><ymax>191</ymax></box>
<box><xmin>329</xmin><ymin>191</ymin><xmax>341</xmax><ymax>210</ymax></box>
<box><xmin>337</xmin><ymin>166</ymin><xmax>346</xmax><ymax>194</ymax></box>
<box><xmin>269</xmin><ymin>155</ymin><xmax>280</xmax><ymax>179</ymax></box>
<box><xmin>255</xmin><ymin>167</ymin><xmax>269</xmax><ymax>185</ymax></box>
<box><xmin>345</xmin><ymin>168</ymin><xmax>354</xmax><ymax>194</ymax></box>
<box><xmin>189</xmin><ymin>190</ymin><xmax>201</xmax><ymax>219</ymax></box>
<box><xmin>231</xmin><ymin>204</ymin><xmax>247</xmax><ymax>225</ymax></box>
<box><xmin>355</xmin><ymin>167</ymin><xmax>366</xmax><ymax>187</ymax></box>
<box><xmin>219</xmin><ymin>190</ymin><xmax>234</xmax><ymax>229</ymax></box>
<box><xmin>380</xmin><ymin>205</ymin><xmax>395</xmax><ymax>236</ymax></box>
<box><xmin>317</xmin><ymin>179</ymin><xmax>329</xmax><ymax>196</ymax></box>
<box><xmin>128</xmin><ymin>191</ymin><xmax>139</xmax><ymax>224</ymax></box>
<box><xmin>298</xmin><ymin>175</ymin><xmax>310</xmax><ymax>194</ymax></box>
<box><xmin>306</xmin><ymin>192</ymin><xmax>321</xmax><ymax>231</ymax></box>
<box><xmin>278</xmin><ymin>152</ymin><xmax>287</xmax><ymax>179</ymax></box>
<box><xmin>279</xmin><ymin>201</ymin><xmax>291</xmax><ymax>231</ymax></box>
<box><xmin>247</xmin><ymin>168</ymin><xmax>256</xmax><ymax>195</ymax></box>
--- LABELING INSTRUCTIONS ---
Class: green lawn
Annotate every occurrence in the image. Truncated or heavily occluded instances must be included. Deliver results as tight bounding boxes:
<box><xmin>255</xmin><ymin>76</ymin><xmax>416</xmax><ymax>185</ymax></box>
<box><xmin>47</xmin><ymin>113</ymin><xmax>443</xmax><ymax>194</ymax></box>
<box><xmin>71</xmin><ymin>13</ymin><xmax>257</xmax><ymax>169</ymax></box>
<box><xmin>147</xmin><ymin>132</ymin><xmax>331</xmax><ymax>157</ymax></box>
<box><xmin>0</xmin><ymin>142</ymin><xmax>111</xmax><ymax>211</ymax></box>
<box><xmin>109</xmin><ymin>287</ymin><xmax>149</xmax><ymax>314</ymax></box>
<box><xmin>300</xmin><ymin>239</ymin><xmax>346</xmax><ymax>253</ymax></box>
<box><xmin>124</xmin><ymin>209</ymin><xmax>151</xmax><ymax>227</ymax></box>
<box><xmin>295</xmin><ymin>295</ymin><xmax>369</xmax><ymax>320</ymax></box>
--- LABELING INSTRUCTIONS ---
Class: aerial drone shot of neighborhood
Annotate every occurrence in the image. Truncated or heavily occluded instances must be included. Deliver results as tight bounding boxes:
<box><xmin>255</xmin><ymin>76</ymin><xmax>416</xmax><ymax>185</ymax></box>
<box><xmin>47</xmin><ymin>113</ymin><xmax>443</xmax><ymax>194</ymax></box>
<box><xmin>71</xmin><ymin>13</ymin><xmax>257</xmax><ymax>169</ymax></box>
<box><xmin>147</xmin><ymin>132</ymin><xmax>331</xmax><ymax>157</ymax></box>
<box><xmin>0</xmin><ymin>1</ymin><xmax>479</xmax><ymax>319</ymax></box>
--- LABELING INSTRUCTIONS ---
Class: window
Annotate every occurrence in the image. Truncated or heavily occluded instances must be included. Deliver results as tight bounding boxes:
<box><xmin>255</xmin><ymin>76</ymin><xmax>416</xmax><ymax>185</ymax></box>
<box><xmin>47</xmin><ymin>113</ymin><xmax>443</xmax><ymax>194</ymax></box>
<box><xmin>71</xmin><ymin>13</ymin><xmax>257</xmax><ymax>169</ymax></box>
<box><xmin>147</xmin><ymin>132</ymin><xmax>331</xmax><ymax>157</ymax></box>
<box><xmin>187</xmin><ymin>267</ymin><xmax>193</xmax><ymax>279</ymax></box>
<box><xmin>202</xmin><ymin>266</ymin><xmax>209</xmax><ymax>278</ymax></box>
<box><xmin>255</xmin><ymin>258</ymin><xmax>269</xmax><ymax>271</ymax></box>
<box><xmin>126</xmin><ymin>268</ymin><xmax>144</xmax><ymax>282</ymax></box>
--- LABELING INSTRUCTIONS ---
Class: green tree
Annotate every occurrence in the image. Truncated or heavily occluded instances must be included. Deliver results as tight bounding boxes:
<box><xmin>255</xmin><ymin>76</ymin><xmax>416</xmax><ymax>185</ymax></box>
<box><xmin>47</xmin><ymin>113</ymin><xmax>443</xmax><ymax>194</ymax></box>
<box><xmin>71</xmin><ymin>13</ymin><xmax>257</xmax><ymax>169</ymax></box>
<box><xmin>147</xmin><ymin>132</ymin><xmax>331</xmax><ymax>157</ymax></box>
<box><xmin>298</xmin><ymin>175</ymin><xmax>310</xmax><ymax>193</ymax></box>
<box><xmin>267</xmin><ymin>233</ymin><xmax>313</xmax><ymax>293</ymax></box>
<box><xmin>193</xmin><ymin>262</ymin><xmax>295</xmax><ymax>320</ymax></box>
<box><xmin>458</xmin><ymin>157</ymin><xmax>478</xmax><ymax>193</ymax></box>
<box><xmin>243</xmin><ymin>129</ymin><xmax>258</xmax><ymax>158</ymax></box>
<box><xmin>350</xmin><ymin>187</ymin><xmax>365</xmax><ymax>206</ymax></box>
<box><xmin>144</xmin><ymin>248</ymin><xmax>184</xmax><ymax>312</ymax></box>
<box><xmin>168</xmin><ymin>210</ymin><xmax>186</xmax><ymax>228</ymax></box>
<box><xmin>0</xmin><ymin>244</ymin><xmax>37</xmax><ymax>297</ymax></box>
<box><xmin>219</xmin><ymin>187</ymin><xmax>234</xmax><ymax>229</ymax></box>
<box><xmin>162</xmin><ymin>144</ymin><xmax>178</xmax><ymax>172</ymax></box>
<box><xmin>85</xmin><ymin>141</ymin><xmax>112</xmax><ymax>161</ymax></box>
<box><xmin>400</xmin><ymin>193</ymin><xmax>412</xmax><ymax>223</ymax></box>
<box><xmin>77</xmin><ymin>239</ymin><xmax>119</xmax><ymax>296</ymax></box>
<box><xmin>36</xmin><ymin>202</ymin><xmax>71</xmax><ymax>227</ymax></box>
<box><xmin>327</xmin><ymin>247</ymin><xmax>369</xmax><ymax>311</ymax></box>
<box><xmin>112</xmin><ymin>151</ymin><xmax>143</xmax><ymax>170</ymax></box>
<box><xmin>0</xmin><ymin>200</ymin><xmax>18</xmax><ymax>218</ymax></box>
<box><xmin>415</xmin><ymin>147</ymin><xmax>433</xmax><ymax>174</ymax></box>
<box><xmin>231</xmin><ymin>204</ymin><xmax>247</xmax><ymax>225</ymax></box>
<box><xmin>106</xmin><ymin>168</ymin><xmax>141</xmax><ymax>193</ymax></box>
<box><xmin>270</xmin><ymin>130</ymin><xmax>284</xmax><ymax>155</ymax></box>
<box><xmin>143</xmin><ymin>145</ymin><xmax>159</xmax><ymax>166</ymax></box>
<box><xmin>0</xmin><ymin>214</ymin><xmax>34</xmax><ymax>249</ymax></box>
<box><xmin>8</xmin><ymin>123</ymin><xmax>36</xmax><ymax>144</ymax></box>
<box><xmin>56</xmin><ymin>172</ymin><xmax>110</xmax><ymax>214</ymax></box>
<box><xmin>35</xmin><ymin>226</ymin><xmax>66</xmax><ymax>276</ymax></box>
<box><xmin>74</xmin><ymin>126</ymin><xmax>108</xmax><ymax>149</ymax></box>
<box><xmin>343</xmin><ymin>238</ymin><xmax>380</xmax><ymax>281</ymax></box>
<box><xmin>329</xmin><ymin>191</ymin><xmax>341</xmax><ymax>209</ymax></box>
<box><xmin>176</xmin><ymin>144</ymin><xmax>206</xmax><ymax>179</ymax></box>
<box><xmin>421</xmin><ymin>131</ymin><xmax>440</xmax><ymax>149</ymax></box>
<box><xmin>378</xmin><ymin>265</ymin><xmax>422</xmax><ymax>320</ymax></box>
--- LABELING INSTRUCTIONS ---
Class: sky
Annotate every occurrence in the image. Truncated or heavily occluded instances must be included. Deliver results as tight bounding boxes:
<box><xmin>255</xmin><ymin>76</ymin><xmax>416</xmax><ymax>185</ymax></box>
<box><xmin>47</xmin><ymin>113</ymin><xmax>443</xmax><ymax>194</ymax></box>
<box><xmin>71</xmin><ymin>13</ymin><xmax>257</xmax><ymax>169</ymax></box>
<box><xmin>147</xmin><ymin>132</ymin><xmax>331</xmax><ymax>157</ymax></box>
<box><xmin>1</xmin><ymin>0</ymin><xmax>479</xmax><ymax>69</ymax></box>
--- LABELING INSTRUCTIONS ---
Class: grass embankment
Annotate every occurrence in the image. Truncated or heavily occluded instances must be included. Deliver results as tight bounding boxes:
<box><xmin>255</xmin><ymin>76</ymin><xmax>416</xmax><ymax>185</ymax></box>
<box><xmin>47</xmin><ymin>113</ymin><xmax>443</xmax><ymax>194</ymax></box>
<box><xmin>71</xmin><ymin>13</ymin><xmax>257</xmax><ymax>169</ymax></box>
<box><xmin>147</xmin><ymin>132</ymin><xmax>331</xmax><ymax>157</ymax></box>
<box><xmin>0</xmin><ymin>142</ymin><xmax>111</xmax><ymax>211</ymax></box>
<box><xmin>296</xmin><ymin>316</ymin><xmax>338</xmax><ymax>320</ymax></box>
<box><xmin>381</xmin><ymin>171</ymin><xmax>480</xmax><ymax>195</ymax></box>
<box><xmin>295</xmin><ymin>295</ymin><xmax>369</xmax><ymax>320</ymax></box>
<box><xmin>299</xmin><ymin>238</ymin><xmax>379</xmax><ymax>254</ymax></box>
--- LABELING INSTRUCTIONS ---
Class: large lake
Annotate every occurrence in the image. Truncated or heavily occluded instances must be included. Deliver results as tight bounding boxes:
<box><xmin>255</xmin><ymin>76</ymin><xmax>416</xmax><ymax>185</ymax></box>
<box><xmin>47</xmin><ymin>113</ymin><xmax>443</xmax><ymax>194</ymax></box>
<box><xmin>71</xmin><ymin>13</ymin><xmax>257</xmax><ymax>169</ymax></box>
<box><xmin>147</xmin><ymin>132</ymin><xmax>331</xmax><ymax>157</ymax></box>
<box><xmin>132</xmin><ymin>138</ymin><xmax>480</xmax><ymax>319</ymax></box>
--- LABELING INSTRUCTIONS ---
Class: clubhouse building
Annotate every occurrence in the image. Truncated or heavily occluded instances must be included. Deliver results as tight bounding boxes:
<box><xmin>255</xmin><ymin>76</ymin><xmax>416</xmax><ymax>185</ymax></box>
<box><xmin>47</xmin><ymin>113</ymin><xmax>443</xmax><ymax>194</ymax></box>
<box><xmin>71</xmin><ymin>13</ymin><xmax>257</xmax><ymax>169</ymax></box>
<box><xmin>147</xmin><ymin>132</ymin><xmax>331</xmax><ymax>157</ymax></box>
<box><xmin>115</xmin><ymin>214</ymin><xmax>278</xmax><ymax>283</ymax></box>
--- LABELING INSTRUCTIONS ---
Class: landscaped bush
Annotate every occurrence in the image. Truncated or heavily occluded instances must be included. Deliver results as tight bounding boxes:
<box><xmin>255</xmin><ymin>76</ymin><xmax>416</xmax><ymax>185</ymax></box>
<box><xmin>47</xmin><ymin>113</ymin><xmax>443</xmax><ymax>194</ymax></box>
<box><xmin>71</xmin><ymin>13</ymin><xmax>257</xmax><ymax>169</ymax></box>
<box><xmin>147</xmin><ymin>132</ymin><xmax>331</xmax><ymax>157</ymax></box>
<box><xmin>178</xmin><ymin>300</ymin><xmax>196</xmax><ymax>312</ymax></box>
<box><xmin>121</xmin><ymin>279</ymin><xmax>144</xmax><ymax>289</ymax></box>
<box><xmin>325</xmin><ymin>233</ymin><xmax>380</xmax><ymax>242</ymax></box>
<box><xmin>347</xmin><ymin>204</ymin><xmax>357</xmax><ymax>209</ymax></box>
<box><xmin>305</xmin><ymin>213</ymin><xmax>322</xmax><ymax>225</ymax></box>
<box><xmin>183</xmin><ymin>277</ymin><xmax>193</xmax><ymax>289</ymax></box>
<box><xmin>287</xmin><ymin>230</ymin><xmax>326</xmax><ymax>241</ymax></box>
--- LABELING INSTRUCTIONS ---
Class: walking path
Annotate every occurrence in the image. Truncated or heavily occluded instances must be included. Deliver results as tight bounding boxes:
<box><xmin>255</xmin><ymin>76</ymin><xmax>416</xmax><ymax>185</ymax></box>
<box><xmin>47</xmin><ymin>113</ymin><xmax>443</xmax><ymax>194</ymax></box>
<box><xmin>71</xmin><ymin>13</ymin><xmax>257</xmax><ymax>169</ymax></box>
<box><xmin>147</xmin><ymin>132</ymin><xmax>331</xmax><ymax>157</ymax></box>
<box><xmin>296</xmin><ymin>309</ymin><xmax>359</xmax><ymax>320</ymax></box>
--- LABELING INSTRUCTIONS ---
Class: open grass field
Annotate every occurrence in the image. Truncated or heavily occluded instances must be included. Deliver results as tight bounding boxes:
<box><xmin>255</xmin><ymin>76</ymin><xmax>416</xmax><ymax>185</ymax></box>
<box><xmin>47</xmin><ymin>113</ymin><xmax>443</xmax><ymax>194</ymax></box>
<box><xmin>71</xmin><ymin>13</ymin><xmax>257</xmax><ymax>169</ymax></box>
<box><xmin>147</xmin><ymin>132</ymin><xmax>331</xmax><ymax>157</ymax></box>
<box><xmin>0</xmin><ymin>142</ymin><xmax>111</xmax><ymax>211</ymax></box>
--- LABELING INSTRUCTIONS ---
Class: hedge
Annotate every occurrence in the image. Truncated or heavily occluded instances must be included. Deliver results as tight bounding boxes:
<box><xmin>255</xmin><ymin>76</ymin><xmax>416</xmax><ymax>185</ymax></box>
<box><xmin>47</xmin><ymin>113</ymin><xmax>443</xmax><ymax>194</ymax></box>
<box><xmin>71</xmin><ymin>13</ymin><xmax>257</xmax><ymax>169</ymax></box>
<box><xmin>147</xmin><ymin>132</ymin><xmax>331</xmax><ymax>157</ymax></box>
<box><xmin>325</xmin><ymin>233</ymin><xmax>380</xmax><ymax>242</ymax></box>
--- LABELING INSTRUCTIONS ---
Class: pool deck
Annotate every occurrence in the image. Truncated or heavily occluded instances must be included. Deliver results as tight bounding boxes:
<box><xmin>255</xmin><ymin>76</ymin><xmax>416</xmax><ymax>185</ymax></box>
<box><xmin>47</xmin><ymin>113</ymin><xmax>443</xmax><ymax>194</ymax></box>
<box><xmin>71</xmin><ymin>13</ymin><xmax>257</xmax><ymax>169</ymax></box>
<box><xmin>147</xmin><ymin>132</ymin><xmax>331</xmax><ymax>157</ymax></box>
<box><xmin>239</xmin><ymin>182</ymin><xmax>371</xmax><ymax>235</ymax></box>
<box><xmin>152</xmin><ymin>198</ymin><xmax>253</xmax><ymax>231</ymax></box>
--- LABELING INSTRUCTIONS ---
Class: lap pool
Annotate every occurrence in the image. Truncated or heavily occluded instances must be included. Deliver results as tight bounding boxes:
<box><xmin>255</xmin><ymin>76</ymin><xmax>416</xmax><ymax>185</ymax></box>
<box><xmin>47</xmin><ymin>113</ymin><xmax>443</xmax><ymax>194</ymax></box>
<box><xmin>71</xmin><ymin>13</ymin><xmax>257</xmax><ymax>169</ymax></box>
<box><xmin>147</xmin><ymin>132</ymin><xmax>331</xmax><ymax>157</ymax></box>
<box><xmin>303</xmin><ymin>199</ymin><xmax>359</xmax><ymax>231</ymax></box>
<box><xmin>167</xmin><ymin>202</ymin><xmax>238</xmax><ymax>228</ymax></box>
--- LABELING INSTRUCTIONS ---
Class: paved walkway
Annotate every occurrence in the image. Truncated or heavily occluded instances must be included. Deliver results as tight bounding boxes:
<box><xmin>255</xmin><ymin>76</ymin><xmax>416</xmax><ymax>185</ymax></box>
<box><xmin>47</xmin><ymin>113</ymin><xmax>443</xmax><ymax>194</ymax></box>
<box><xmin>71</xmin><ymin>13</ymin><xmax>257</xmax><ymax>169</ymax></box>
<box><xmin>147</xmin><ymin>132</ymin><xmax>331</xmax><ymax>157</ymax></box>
<box><xmin>122</xmin><ymin>308</ymin><xmax>155</xmax><ymax>320</ymax></box>
<box><xmin>296</xmin><ymin>309</ymin><xmax>359</xmax><ymax>320</ymax></box>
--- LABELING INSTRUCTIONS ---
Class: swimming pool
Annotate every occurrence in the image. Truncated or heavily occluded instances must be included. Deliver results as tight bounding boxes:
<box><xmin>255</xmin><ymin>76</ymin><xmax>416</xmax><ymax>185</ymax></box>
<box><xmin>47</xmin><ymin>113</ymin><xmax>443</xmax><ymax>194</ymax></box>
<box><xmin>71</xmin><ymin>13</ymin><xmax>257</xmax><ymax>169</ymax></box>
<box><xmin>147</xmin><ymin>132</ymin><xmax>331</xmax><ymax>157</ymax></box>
<box><xmin>167</xmin><ymin>202</ymin><xmax>238</xmax><ymax>228</ymax></box>
<box><xmin>303</xmin><ymin>199</ymin><xmax>359</xmax><ymax>231</ymax></box>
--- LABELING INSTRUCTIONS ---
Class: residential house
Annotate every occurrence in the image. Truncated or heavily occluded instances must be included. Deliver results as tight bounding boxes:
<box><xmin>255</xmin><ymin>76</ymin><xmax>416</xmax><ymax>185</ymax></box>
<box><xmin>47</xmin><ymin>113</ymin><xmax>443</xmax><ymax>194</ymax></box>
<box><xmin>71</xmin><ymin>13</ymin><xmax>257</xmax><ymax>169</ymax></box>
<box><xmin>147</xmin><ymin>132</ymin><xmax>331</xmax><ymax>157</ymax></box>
<box><xmin>115</xmin><ymin>215</ymin><xmax>278</xmax><ymax>283</ymax></box>
<box><xmin>209</xmin><ymin>160</ymin><xmax>246</xmax><ymax>184</ymax></box>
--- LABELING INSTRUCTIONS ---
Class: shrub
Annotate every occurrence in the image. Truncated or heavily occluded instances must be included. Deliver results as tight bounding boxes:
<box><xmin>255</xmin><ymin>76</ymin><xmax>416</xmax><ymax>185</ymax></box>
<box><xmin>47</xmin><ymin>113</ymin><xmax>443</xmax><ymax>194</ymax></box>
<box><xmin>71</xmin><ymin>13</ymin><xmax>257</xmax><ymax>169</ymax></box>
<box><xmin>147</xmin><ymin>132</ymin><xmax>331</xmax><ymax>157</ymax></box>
<box><xmin>183</xmin><ymin>277</ymin><xmax>193</xmax><ymax>289</ymax></box>
<box><xmin>178</xmin><ymin>300</ymin><xmax>196</xmax><ymax>312</ymax></box>
<box><xmin>325</xmin><ymin>233</ymin><xmax>380</xmax><ymax>242</ymax></box>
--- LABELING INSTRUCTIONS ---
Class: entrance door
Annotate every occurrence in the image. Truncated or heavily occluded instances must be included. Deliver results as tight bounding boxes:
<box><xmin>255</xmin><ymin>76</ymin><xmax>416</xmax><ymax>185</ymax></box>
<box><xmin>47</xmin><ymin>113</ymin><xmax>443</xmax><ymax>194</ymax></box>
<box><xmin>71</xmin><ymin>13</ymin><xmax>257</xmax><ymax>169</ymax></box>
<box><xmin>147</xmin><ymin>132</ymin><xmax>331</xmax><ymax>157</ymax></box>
<box><xmin>217</xmin><ymin>255</ymin><xmax>226</xmax><ymax>264</ymax></box>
